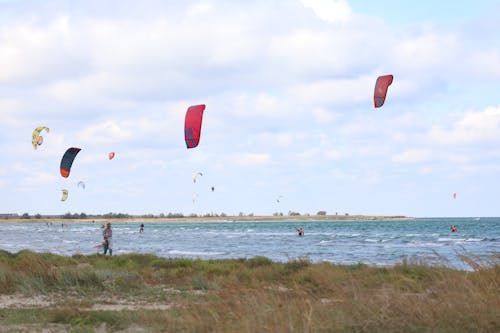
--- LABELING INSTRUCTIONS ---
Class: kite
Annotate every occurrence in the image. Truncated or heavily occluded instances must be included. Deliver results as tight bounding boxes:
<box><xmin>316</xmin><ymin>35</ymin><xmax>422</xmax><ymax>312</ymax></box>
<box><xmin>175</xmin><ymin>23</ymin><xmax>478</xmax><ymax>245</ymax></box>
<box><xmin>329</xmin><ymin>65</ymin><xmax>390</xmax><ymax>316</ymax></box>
<box><xmin>193</xmin><ymin>172</ymin><xmax>203</xmax><ymax>183</ymax></box>
<box><xmin>77</xmin><ymin>181</ymin><xmax>85</xmax><ymax>190</ymax></box>
<box><xmin>453</xmin><ymin>192</ymin><xmax>457</xmax><ymax>199</ymax></box>
<box><xmin>374</xmin><ymin>75</ymin><xmax>393</xmax><ymax>108</ymax></box>
<box><xmin>276</xmin><ymin>195</ymin><xmax>284</xmax><ymax>203</ymax></box>
<box><xmin>32</xmin><ymin>126</ymin><xmax>50</xmax><ymax>150</ymax></box>
<box><xmin>61</xmin><ymin>189</ymin><xmax>68</xmax><ymax>201</ymax></box>
<box><xmin>60</xmin><ymin>147</ymin><xmax>81</xmax><ymax>178</ymax></box>
<box><xmin>109</xmin><ymin>152</ymin><xmax>115</xmax><ymax>160</ymax></box>
<box><xmin>184</xmin><ymin>104</ymin><xmax>205</xmax><ymax>149</ymax></box>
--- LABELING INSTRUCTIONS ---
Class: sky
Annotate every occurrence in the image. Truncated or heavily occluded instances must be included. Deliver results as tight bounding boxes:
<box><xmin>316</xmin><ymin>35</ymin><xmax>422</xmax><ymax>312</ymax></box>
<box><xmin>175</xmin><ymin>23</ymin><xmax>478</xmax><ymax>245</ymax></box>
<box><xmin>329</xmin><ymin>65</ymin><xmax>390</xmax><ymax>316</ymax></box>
<box><xmin>1</xmin><ymin>0</ymin><xmax>499</xmax><ymax>218</ymax></box>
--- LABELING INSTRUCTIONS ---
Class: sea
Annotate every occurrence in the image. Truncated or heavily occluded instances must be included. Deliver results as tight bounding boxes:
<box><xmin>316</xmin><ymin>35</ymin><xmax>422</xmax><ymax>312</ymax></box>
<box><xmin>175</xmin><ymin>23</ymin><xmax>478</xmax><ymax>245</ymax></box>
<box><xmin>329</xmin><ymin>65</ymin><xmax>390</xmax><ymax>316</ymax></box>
<box><xmin>1</xmin><ymin>217</ymin><xmax>499</xmax><ymax>270</ymax></box>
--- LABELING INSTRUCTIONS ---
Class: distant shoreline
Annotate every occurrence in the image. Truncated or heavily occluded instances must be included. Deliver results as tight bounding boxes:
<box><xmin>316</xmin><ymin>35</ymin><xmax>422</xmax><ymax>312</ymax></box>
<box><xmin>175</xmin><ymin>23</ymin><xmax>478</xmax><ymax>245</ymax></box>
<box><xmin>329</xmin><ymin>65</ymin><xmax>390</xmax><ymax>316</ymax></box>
<box><xmin>0</xmin><ymin>214</ymin><xmax>412</xmax><ymax>224</ymax></box>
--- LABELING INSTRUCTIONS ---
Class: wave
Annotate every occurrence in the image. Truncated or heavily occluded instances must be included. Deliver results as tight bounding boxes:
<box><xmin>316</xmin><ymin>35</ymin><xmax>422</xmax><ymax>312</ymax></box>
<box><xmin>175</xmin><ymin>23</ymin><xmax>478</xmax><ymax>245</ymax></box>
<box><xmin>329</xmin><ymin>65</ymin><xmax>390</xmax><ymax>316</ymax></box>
<box><xmin>438</xmin><ymin>237</ymin><xmax>465</xmax><ymax>242</ymax></box>
<box><xmin>464</xmin><ymin>238</ymin><xmax>485</xmax><ymax>242</ymax></box>
<box><xmin>168</xmin><ymin>250</ymin><xmax>225</xmax><ymax>256</ymax></box>
<box><xmin>317</xmin><ymin>240</ymin><xmax>335</xmax><ymax>246</ymax></box>
<box><xmin>364</xmin><ymin>238</ymin><xmax>380</xmax><ymax>243</ymax></box>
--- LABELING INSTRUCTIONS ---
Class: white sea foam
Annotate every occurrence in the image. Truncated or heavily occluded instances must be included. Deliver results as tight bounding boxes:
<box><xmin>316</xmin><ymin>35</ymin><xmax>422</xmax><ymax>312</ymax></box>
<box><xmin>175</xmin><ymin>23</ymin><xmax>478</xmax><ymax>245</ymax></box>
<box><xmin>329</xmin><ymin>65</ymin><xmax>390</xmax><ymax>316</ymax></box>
<box><xmin>464</xmin><ymin>238</ymin><xmax>484</xmax><ymax>242</ymax></box>
<box><xmin>168</xmin><ymin>250</ymin><xmax>224</xmax><ymax>256</ymax></box>
<box><xmin>317</xmin><ymin>240</ymin><xmax>335</xmax><ymax>246</ymax></box>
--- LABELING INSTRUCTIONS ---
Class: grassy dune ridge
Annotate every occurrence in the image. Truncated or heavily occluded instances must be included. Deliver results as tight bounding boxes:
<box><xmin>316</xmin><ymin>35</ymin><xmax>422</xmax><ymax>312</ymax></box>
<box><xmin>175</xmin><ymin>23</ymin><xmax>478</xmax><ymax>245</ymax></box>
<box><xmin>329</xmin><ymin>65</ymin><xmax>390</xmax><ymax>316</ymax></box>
<box><xmin>0</xmin><ymin>250</ymin><xmax>498</xmax><ymax>332</ymax></box>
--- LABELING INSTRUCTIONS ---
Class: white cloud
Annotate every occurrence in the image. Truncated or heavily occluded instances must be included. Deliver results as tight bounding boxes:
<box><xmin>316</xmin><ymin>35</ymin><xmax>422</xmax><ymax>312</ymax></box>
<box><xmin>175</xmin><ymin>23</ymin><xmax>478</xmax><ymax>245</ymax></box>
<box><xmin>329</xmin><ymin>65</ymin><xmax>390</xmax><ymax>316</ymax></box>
<box><xmin>77</xmin><ymin>121</ymin><xmax>132</xmax><ymax>144</ymax></box>
<box><xmin>20</xmin><ymin>172</ymin><xmax>57</xmax><ymax>187</ymax></box>
<box><xmin>418</xmin><ymin>167</ymin><xmax>433</xmax><ymax>175</ymax></box>
<box><xmin>0</xmin><ymin>99</ymin><xmax>23</xmax><ymax>125</ymax></box>
<box><xmin>268</xmin><ymin>25</ymin><xmax>387</xmax><ymax>77</ymax></box>
<box><xmin>324</xmin><ymin>149</ymin><xmax>343</xmax><ymax>160</ymax></box>
<box><xmin>247</xmin><ymin>132</ymin><xmax>295</xmax><ymax>147</ymax></box>
<box><xmin>444</xmin><ymin>153</ymin><xmax>470</xmax><ymax>164</ymax></box>
<box><xmin>392</xmin><ymin>30</ymin><xmax>459</xmax><ymax>76</ymax></box>
<box><xmin>229</xmin><ymin>93</ymin><xmax>293</xmax><ymax>119</ymax></box>
<box><xmin>300</xmin><ymin>0</ymin><xmax>351</xmax><ymax>23</ymax></box>
<box><xmin>0</xmin><ymin>16</ymin><xmax>79</xmax><ymax>84</ymax></box>
<box><xmin>428</xmin><ymin>106</ymin><xmax>500</xmax><ymax>145</ymax></box>
<box><xmin>312</xmin><ymin>108</ymin><xmax>340</xmax><ymax>123</ymax></box>
<box><xmin>235</xmin><ymin>153</ymin><xmax>271</xmax><ymax>166</ymax></box>
<box><xmin>186</xmin><ymin>2</ymin><xmax>215</xmax><ymax>18</ymax></box>
<box><xmin>466</xmin><ymin>49</ymin><xmax>500</xmax><ymax>79</ymax></box>
<box><xmin>290</xmin><ymin>76</ymin><xmax>373</xmax><ymax>106</ymax></box>
<box><xmin>392</xmin><ymin>149</ymin><xmax>432</xmax><ymax>163</ymax></box>
<box><xmin>355</xmin><ymin>145</ymin><xmax>390</xmax><ymax>158</ymax></box>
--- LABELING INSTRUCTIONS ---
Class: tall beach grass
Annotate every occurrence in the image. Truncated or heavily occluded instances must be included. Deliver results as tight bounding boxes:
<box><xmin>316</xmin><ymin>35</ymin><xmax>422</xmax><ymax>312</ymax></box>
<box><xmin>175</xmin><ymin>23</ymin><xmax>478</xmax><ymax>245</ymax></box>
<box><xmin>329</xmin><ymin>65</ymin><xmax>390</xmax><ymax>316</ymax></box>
<box><xmin>0</xmin><ymin>250</ymin><xmax>498</xmax><ymax>332</ymax></box>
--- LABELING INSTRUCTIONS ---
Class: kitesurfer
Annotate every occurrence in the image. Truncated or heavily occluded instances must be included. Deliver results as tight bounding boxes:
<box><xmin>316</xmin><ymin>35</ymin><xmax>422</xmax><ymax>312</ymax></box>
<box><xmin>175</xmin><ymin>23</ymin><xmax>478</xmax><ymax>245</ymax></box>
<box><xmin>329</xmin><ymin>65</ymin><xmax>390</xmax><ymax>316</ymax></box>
<box><xmin>103</xmin><ymin>223</ymin><xmax>113</xmax><ymax>255</ymax></box>
<box><xmin>297</xmin><ymin>228</ymin><xmax>304</xmax><ymax>236</ymax></box>
<box><xmin>140</xmin><ymin>223</ymin><xmax>144</xmax><ymax>233</ymax></box>
<box><xmin>451</xmin><ymin>225</ymin><xmax>457</xmax><ymax>233</ymax></box>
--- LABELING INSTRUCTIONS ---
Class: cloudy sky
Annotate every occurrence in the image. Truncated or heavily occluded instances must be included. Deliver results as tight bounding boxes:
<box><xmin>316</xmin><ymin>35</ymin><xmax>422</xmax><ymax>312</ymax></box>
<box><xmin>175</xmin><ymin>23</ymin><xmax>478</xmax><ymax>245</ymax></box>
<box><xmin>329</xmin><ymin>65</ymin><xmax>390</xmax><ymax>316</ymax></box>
<box><xmin>1</xmin><ymin>0</ymin><xmax>499</xmax><ymax>217</ymax></box>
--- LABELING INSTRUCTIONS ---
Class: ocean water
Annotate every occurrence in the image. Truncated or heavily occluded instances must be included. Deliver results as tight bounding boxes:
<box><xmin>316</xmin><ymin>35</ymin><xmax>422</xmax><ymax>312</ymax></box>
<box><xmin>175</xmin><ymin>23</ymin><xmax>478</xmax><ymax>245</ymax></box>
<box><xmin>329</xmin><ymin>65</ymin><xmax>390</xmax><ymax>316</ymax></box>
<box><xmin>1</xmin><ymin>217</ymin><xmax>498</xmax><ymax>270</ymax></box>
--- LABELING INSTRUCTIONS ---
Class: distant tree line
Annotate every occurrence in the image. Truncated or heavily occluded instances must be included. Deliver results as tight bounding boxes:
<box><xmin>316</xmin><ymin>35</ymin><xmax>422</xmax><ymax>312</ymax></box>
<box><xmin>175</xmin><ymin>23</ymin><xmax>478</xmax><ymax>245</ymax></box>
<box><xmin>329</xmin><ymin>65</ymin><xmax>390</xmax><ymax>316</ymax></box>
<box><xmin>6</xmin><ymin>210</ymin><xmax>343</xmax><ymax>219</ymax></box>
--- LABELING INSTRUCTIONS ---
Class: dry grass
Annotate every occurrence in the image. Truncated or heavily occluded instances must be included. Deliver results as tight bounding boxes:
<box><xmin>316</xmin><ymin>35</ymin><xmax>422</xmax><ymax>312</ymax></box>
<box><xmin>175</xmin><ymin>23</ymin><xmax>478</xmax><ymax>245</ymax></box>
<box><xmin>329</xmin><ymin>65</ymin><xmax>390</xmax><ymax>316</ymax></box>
<box><xmin>0</xmin><ymin>250</ymin><xmax>498</xmax><ymax>332</ymax></box>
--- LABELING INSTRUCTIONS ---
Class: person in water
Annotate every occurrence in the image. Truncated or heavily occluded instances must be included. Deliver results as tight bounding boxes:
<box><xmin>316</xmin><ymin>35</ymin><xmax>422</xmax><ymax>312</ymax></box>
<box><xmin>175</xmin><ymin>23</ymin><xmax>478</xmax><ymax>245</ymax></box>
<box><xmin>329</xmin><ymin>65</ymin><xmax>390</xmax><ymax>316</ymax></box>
<box><xmin>297</xmin><ymin>228</ymin><xmax>304</xmax><ymax>236</ymax></box>
<box><xmin>102</xmin><ymin>223</ymin><xmax>113</xmax><ymax>255</ymax></box>
<box><xmin>451</xmin><ymin>225</ymin><xmax>457</xmax><ymax>232</ymax></box>
<box><xmin>140</xmin><ymin>223</ymin><xmax>144</xmax><ymax>233</ymax></box>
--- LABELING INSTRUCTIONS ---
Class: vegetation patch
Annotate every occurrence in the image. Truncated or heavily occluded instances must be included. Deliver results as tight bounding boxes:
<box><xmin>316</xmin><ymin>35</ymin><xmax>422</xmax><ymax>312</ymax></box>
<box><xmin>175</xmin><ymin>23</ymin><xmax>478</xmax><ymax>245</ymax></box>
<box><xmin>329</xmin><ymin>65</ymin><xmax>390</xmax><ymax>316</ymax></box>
<box><xmin>0</xmin><ymin>250</ymin><xmax>498</xmax><ymax>332</ymax></box>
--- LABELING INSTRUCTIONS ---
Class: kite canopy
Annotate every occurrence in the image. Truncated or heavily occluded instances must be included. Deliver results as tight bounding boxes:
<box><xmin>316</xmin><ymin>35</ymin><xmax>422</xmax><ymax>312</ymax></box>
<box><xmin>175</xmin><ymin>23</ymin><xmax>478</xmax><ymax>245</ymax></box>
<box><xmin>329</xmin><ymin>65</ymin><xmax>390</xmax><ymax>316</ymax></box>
<box><xmin>32</xmin><ymin>126</ymin><xmax>50</xmax><ymax>150</ymax></box>
<box><xmin>77</xmin><ymin>181</ymin><xmax>85</xmax><ymax>190</ymax></box>
<box><xmin>109</xmin><ymin>152</ymin><xmax>115</xmax><ymax>160</ymax></box>
<box><xmin>60</xmin><ymin>147</ymin><xmax>81</xmax><ymax>178</ymax></box>
<box><xmin>61</xmin><ymin>189</ymin><xmax>68</xmax><ymax>201</ymax></box>
<box><xmin>374</xmin><ymin>75</ymin><xmax>393</xmax><ymax>108</ymax></box>
<box><xmin>453</xmin><ymin>192</ymin><xmax>457</xmax><ymax>199</ymax></box>
<box><xmin>193</xmin><ymin>172</ymin><xmax>203</xmax><ymax>183</ymax></box>
<box><xmin>184</xmin><ymin>104</ymin><xmax>205</xmax><ymax>149</ymax></box>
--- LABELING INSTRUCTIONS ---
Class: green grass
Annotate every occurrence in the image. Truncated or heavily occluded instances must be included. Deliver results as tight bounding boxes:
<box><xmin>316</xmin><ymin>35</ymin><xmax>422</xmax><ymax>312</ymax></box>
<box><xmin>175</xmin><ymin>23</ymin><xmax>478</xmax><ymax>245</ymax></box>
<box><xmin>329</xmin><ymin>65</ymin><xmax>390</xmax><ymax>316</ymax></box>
<box><xmin>0</xmin><ymin>250</ymin><xmax>498</xmax><ymax>332</ymax></box>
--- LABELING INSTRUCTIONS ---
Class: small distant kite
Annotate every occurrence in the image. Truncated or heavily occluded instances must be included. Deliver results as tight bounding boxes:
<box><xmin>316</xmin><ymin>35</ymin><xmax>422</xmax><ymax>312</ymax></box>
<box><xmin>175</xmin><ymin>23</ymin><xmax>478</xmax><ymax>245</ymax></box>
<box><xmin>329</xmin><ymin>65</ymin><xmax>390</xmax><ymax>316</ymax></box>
<box><xmin>453</xmin><ymin>192</ymin><xmax>457</xmax><ymax>199</ymax></box>
<box><xmin>374</xmin><ymin>75</ymin><xmax>393</xmax><ymax>108</ymax></box>
<box><xmin>276</xmin><ymin>195</ymin><xmax>284</xmax><ymax>203</ymax></box>
<box><xmin>77</xmin><ymin>181</ymin><xmax>85</xmax><ymax>190</ymax></box>
<box><xmin>211</xmin><ymin>186</ymin><xmax>215</xmax><ymax>192</ymax></box>
<box><xmin>109</xmin><ymin>152</ymin><xmax>115</xmax><ymax>160</ymax></box>
<box><xmin>61</xmin><ymin>189</ymin><xmax>68</xmax><ymax>201</ymax></box>
<box><xmin>184</xmin><ymin>104</ymin><xmax>206</xmax><ymax>149</ymax></box>
<box><xmin>193</xmin><ymin>172</ymin><xmax>203</xmax><ymax>183</ymax></box>
<box><xmin>60</xmin><ymin>147</ymin><xmax>81</xmax><ymax>178</ymax></box>
<box><xmin>32</xmin><ymin>126</ymin><xmax>50</xmax><ymax>150</ymax></box>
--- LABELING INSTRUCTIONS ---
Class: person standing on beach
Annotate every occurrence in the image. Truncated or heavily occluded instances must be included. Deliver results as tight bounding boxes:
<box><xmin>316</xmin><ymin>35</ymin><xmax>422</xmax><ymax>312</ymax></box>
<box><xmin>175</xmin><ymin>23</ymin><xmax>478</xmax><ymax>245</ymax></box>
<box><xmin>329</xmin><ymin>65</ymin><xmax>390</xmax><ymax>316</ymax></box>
<box><xmin>103</xmin><ymin>223</ymin><xmax>113</xmax><ymax>255</ymax></box>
